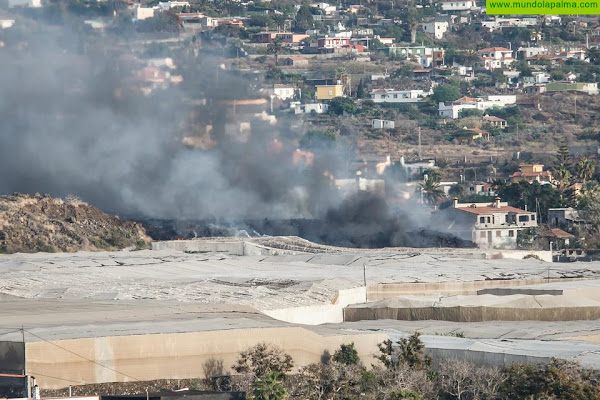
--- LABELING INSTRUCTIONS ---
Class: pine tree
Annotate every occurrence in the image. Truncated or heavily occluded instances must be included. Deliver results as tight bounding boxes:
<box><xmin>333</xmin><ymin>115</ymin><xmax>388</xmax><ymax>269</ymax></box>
<box><xmin>556</xmin><ymin>142</ymin><xmax>571</xmax><ymax>168</ymax></box>
<box><xmin>356</xmin><ymin>79</ymin><xmax>365</xmax><ymax>99</ymax></box>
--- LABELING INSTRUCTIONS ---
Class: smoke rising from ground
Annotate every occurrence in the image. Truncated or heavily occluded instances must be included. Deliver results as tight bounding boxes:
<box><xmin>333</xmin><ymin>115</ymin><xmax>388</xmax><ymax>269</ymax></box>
<box><xmin>0</xmin><ymin>22</ymin><xmax>344</xmax><ymax>220</ymax></box>
<box><xmin>0</xmin><ymin>20</ymin><xmax>472</xmax><ymax>248</ymax></box>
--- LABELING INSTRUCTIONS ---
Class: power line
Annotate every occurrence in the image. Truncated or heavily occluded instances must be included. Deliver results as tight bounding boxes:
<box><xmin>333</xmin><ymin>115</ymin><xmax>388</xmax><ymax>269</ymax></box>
<box><xmin>26</xmin><ymin>371</ymin><xmax>84</xmax><ymax>385</ymax></box>
<box><xmin>22</xmin><ymin>329</ymin><xmax>141</xmax><ymax>383</ymax></box>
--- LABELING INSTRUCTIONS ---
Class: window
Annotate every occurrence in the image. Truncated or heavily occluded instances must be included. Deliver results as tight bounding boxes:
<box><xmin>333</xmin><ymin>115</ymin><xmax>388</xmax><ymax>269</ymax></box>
<box><xmin>480</xmin><ymin>217</ymin><xmax>485</xmax><ymax>223</ymax></box>
<box><xmin>496</xmin><ymin>231</ymin><xmax>501</xmax><ymax>237</ymax></box>
<box><xmin>480</xmin><ymin>231</ymin><xmax>486</xmax><ymax>238</ymax></box>
<box><xmin>393</xmin><ymin>94</ymin><xmax>398</xmax><ymax>98</ymax></box>
<box><xmin>531</xmin><ymin>215</ymin><xmax>536</xmax><ymax>221</ymax></box>
<box><xmin>509</xmin><ymin>230</ymin><xmax>514</xmax><ymax>237</ymax></box>
<box><xmin>519</xmin><ymin>215</ymin><xmax>529</xmax><ymax>222</ymax></box>
<box><xmin>487</xmin><ymin>217</ymin><xmax>491</xmax><ymax>223</ymax></box>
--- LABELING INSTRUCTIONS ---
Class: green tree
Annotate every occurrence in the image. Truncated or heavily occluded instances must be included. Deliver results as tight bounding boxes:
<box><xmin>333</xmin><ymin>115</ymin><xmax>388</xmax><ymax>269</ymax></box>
<box><xmin>252</xmin><ymin>371</ymin><xmax>287</xmax><ymax>400</ymax></box>
<box><xmin>586</xmin><ymin>46</ymin><xmax>600</xmax><ymax>65</ymax></box>
<box><xmin>232</xmin><ymin>343</ymin><xmax>293</xmax><ymax>379</ymax></box>
<box><xmin>267</xmin><ymin>38</ymin><xmax>283</xmax><ymax>66</ymax></box>
<box><xmin>332</xmin><ymin>343</ymin><xmax>360</xmax><ymax>366</ymax></box>
<box><xmin>419</xmin><ymin>177</ymin><xmax>446</xmax><ymax>206</ymax></box>
<box><xmin>576</xmin><ymin>157</ymin><xmax>595</xmax><ymax>183</ymax></box>
<box><xmin>554</xmin><ymin>142</ymin><xmax>570</xmax><ymax>172</ymax></box>
<box><xmin>554</xmin><ymin>165</ymin><xmax>573</xmax><ymax>192</ymax></box>
<box><xmin>448</xmin><ymin>183</ymin><xmax>468</xmax><ymax>198</ymax></box>
<box><xmin>328</xmin><ymin>97</ymin><xmax>357</xmax><ymax>115</ymax></box>
<box><xmin>432</xmin><ymin>83</ymin><xmax>461</xmax><ymax>104</ymax></box>
<box><xmin>294</xmin><ymin>5</ymin><xmax>314</xmax><ymax>32</ymax></box>
<box><xmin>356</xmin><ymin>79</ymin><xmax>365</xmax><ymax>99</ymax></box>
<box><xmin>397</xmin><ymin>333</ymin><xmax>432</xmax><ymax>370</ymax></box>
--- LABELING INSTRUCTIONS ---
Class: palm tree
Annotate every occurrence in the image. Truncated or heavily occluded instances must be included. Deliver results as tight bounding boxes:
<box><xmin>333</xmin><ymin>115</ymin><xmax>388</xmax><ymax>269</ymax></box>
<box><xmin>576</xmin><ymin>157</ymin><xmax>596</xmax><ymax>183</ymax></box>
<box><xmin>267</xmin><ymin>38</ymin><xmax>283</xmax><ymax>66</ymax></box>
<box><xmin>553</xmin><ymin>165</ymin><xmax>573</xmax><ymax>197</ymax></box>
<box><xmin>419</xmin><ymin>177</ymin><xmax>446</xmax><ymax>206</ymax></box>
<box><xmin>424</xmin><ymin>168</ymin><xmax>442</xmax><ymax>182</ymax></box>
<box><xmin>252</xmin><ymin>371</ymin><xmax>286</xmax><ymax>400</ymax></box>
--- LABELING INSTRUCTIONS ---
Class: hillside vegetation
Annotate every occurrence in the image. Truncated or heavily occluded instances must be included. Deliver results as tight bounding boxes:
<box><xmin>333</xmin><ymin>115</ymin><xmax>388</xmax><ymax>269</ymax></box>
<box><xmin>0</xmin><ymin>193</ymin><xmax>150</xmax><ymax>254</ymax></box>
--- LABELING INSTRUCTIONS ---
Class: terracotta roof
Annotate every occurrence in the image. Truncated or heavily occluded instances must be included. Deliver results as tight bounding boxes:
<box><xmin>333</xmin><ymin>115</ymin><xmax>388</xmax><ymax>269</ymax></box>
<box><xmin>456</xmin><ymin>206</ymin><xmax>532</xmax><ymax>215</ymax></box>
<box><xmin>478</xmin><ymin>47</ymin><xmax>512</xmax><ymax>53</ymax></box>
<box><xmin>538</xmin><ymin>228</ymin><xmax>574</xmax><ymax>239</ymax></box>
<box><xmin>453</xmin><ymin>96</ymin><xmax>479</xmax><ymax>105</ymax></box>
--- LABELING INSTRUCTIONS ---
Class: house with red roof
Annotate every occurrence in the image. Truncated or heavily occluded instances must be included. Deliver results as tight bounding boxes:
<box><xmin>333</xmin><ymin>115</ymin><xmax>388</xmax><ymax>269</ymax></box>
<box><xmin>510</xmin><ymin>164</ymin><xmax>553</xmax><ymax>184</ymax></box>
<box><xmin>477</xmin><ymin>47</ymin><xmax>515</xmax><ymax>70</ymax></box>
<box><xmin>443</xmin><ymin>197</ymin><xmax>538</xmax><ymax>248</ymax></box>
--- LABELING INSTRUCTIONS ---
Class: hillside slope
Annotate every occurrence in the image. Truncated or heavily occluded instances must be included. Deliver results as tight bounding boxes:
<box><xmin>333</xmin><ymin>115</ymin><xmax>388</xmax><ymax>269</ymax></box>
<box><xmin>0</xmin><ymin>193</ymin><xmax>151</xmax><ymax>253</ymax></box>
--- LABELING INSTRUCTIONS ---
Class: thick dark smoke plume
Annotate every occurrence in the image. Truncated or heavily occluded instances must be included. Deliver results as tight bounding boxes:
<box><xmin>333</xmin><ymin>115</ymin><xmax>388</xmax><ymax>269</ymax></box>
<box><xmin>0</xmin><ymin>21</ymin><xmax>343</xmax><ymax>220</ymax></box>
<box><xmin>0</xmin><ymin>19</ymin><xmax>473</xmax><ymax>248</ymax></box>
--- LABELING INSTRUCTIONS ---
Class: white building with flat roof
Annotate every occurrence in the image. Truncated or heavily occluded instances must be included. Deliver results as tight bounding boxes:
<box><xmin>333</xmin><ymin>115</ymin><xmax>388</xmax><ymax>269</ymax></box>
<box><xmin>370</xmin><ymin>88</ymin><xmax>431</xmax><ymax>103</ymax></box>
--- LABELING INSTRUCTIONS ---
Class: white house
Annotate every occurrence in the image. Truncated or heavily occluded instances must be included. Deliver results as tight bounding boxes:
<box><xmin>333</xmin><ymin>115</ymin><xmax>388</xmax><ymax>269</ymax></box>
<box><xmin>517</xmin><ymin>46</ymin><xmax>547</xmax><ymax>59</ymax></box>
<box><xmin>372</xmin><ymin>119</ymin><xmax>395</xmax><ymax>129</ymax></box>
<box><xmin>293</xmin><ymin>103</ymin><xmax>329</xmax><ymax>114</ymax></box>
<box><xmin>421</xmin><ymin>20</ymin><xmax>449</xmax><ymax>40</ymax></box>
<box><xmin>158</xmin><ymin>1</ymin><xmax>190</xmax><ymax>10</ymax></box>
<box><xmin>310</xmin><ymin>2</ymin><xmax>337</xmax><ymax>14</ymax></box>
<box><xmin>135</xmin><ymin>6</ymin><xmax>156</xmax><ymax>20</ymax></box>
<box><xmin>263</xmin><ymin>85</ymin><xmax>296</xmax><ymax>101</ymax></box>
<box><xmin>439</xmin><ymin>0</ymin><xmax>479</xmax><ymax>11</ymax></box>
<box><xmin>8</xmin><ymin>0</ymin><xmax>41</xmax><ymax>7</ymax></box>
<box><xmin>478</xmin><ymin>47</ymin><xmax>515</xmax><ymax>70</ymax></box>
<box><xmin>399</xmin><ymin>156</ymin><xmax>437</xmax><ymax>176</ymax></box>
<box><xmin>370</xmin><ymin>89</ymin><xmax>431</xmax><ymax>103</ymax></box>
<box><xmin>438</xmin><ymin>95</ymin><xmax>516</xmax><ymax>119</ymax></box>
<box><xmin>442</xmin><ymin>197</ymin><xmax>537</xmax><ymax>249</ymax></box>
<box><xmin>481</xmin><ymin>17</ymin><xmax>538</xmax><ymax>31</ymax></box>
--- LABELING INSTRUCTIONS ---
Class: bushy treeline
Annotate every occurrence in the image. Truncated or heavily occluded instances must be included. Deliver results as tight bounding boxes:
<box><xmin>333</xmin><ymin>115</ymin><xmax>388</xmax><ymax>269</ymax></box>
<box><xmin>199</xmin><ymin>334</ymin><xmax>600</xmax><ymax>400</ymax></box>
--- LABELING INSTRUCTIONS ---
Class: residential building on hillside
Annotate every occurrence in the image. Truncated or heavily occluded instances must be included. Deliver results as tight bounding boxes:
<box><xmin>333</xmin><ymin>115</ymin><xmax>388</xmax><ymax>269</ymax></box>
<box><xmin>478</xmin><ymin>47</ymin><xmax>515</xmax><ymax>70</ymax></box>
<box><xmin>482</xmin><ymin>115</ymin><xmax>507</xmax><ymax>128</ymax></box>
<box><xmin>310</xmin><ymin>2</ymin><xmax>337</xmax><ymax>14</ymax></box>
<box><xmin>442</xmin><ymin>197</ymin><xmax>538</xmax><ymax>249</ymax></box>
<box><xmin>293</xmin><ymin>102</ymin><xmax>329</xmax><ymax>114</ymax></box>
<box><xmin>388</xmin><ymin>45</ymin><xmax>445</xmax><ymax>67</ymax></box>
<box><xmin>438</xmin><ymin>95</ymin><xmax>516</xmax><ymax>119</ymax></box>
<box><xmin>421</xmin><ymin>20</ymin><xmax>449</xmax><ymax>39</ymax></box>
<box><xmin>517</xmin><ymin>46</ymin><xmax>548</xmax><ymax>58</ymax></box>
<box><xmin>370</xmin><ymin>89</ymin><xmax>431</xmax><ymax>103</ymax></box>
<box><xmin>439</xmin><ymin>0</ymin><xmax>479</xmax><ymax>11</ymax></box>
<box><xmin>317</xmin><ymin>37</ymin><xmax>350</xmax><ymax>49</ymax></box>
<box><xmin>399</xmin><ymin>156</ymin><xmax>437</xmax><ymax>176</ymax></box>
<box><xmin>548</xmin><ymin>208</ymin><xmax>583</xmax><ymax>228</ymax></box>
<box><xmin>372</xmin><ymin>119</ymin><xmax>395</xmax><ymax>129</ymax></box>
<box><xmin>481</xmin><ymin>17</ymin><xmax>537</xmax><ymax>31</ymax></box>
<box><xmin>254</xmin><ymin>32</ymin><xmax>309</xmax><ymax>44</ymax></box>
<box><xmin>282</xmin><ymin>56</ymin><xmax>309</xmax><ymax>66</ymax></box>
<box><xmin>315</xmin><ymin>84</ymin><xmax>344</xmax><ymax>100</ymax></box>
<box><xmin>510</xmin><ymin>164</ymin><xmax>553</xmax><ymax>184</ymax></box>
<box><xmin>262</xmin><ymin>85</ymin><xmax>296</xmax><ymax>100</ymax></box>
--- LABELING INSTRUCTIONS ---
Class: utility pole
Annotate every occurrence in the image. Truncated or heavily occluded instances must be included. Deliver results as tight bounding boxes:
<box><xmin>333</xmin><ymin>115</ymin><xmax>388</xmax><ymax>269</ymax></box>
<box><xmin>418</xmin><ymin>126</ymin><xmax>422</xmax><ymax>160</ymax></box>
